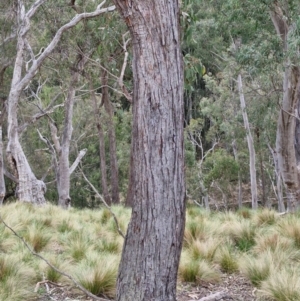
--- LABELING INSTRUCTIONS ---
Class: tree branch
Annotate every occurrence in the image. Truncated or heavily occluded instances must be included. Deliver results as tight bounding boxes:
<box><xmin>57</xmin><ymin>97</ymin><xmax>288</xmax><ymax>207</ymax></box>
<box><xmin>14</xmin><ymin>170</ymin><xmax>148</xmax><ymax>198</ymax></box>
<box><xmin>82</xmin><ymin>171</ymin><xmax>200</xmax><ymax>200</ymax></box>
<box><xmin>18</xmin><ymin>3</ymin><xmax>116</xmax><ymax>91</ymax></box>
<box><xmin>81</xmin><ymin>169</ymin><xmax>125</xmax><ymax>239</ymax></box>
<box><xmin>0</xmin><ymin>214</ymin><xmax>110</xmax><ymax>301</ymax></box>
<box><xmin>69</xmin><ymin>149</ymin><xmax>87</xmax><ymax>175</ymax></box>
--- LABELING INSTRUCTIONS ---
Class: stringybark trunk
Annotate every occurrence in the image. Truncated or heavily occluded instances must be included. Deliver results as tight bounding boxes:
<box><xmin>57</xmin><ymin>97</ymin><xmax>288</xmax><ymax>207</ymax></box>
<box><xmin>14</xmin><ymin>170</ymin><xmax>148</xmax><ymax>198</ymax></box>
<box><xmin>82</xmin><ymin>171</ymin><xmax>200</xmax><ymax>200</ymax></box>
<box><xmin>237</xmin><ymin>74</ymin><xmax>258</xmax><ymax>209</ymax></box>
<box><xmin>113</xmin><ymin>0</ymin><xmax>185</xmax><ymax>300</ymax></box>
<box><xmin>102</xmin><ymin>70</ymin><xmax>120</xmax><ymax>204</ymax></box>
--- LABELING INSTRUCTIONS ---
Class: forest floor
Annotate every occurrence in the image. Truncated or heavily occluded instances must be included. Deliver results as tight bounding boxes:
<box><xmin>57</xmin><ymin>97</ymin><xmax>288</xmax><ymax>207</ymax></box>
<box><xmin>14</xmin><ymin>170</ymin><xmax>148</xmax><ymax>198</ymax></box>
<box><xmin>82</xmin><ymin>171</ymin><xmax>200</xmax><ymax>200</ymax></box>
<box><xmin>33</xmin><ymin>272</ymin><xmax>258</xmax><ymax>301</ymax></box>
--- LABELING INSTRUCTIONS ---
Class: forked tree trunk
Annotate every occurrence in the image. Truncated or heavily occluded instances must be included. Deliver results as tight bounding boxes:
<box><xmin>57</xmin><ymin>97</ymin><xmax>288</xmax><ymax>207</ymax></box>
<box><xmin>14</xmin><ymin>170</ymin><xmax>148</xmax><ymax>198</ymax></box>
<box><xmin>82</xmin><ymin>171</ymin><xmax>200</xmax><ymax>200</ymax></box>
<box><xmin>57</xmin><ymin>55</ymin><xmax>88</xmax><ymax>208</ymax></box>
<box><xmin>237</xmin><ymin>74</ymin><xmax>258</xmax><ymax>209</ymax></box>
<box><xmin>101</xmin><ymin>70</ymin><xmax>120</xmax><ymax>204</ymax></box>
<box><xmin>113</xmin><ymin>1</ymin><xmax>185</xmax><ymax>300</ymax></box>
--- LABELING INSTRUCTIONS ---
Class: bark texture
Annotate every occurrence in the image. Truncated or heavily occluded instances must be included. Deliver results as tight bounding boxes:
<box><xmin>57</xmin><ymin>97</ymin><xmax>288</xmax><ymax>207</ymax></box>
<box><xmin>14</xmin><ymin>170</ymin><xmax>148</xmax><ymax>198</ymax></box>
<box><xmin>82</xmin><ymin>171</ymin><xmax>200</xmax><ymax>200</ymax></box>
<box><xmin>113</xmin><ymin>1</ymin><xmax>185</xmax><ymax>300</ymax></box>
<box><xmin>270</xmin><ymin>2</ymin><xmax>300</xmax><ymax>211</ymax></box>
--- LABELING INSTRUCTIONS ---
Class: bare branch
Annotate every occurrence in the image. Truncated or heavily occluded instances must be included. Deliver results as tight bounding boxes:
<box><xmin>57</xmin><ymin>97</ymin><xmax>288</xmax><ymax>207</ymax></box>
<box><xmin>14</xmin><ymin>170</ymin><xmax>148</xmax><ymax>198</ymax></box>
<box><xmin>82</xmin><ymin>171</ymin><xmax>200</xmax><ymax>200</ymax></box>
<box><xmin>81</xmin><ymin>169</ymin><xmax>125</xmax><ymax>239</ymax></box>
<box><xmin>26</xmin><ymin>0</ymin><xmax>48</xmax><ymax>19</ymax></box>
<box><xmin>189</xmin><ymin>291</ymin><xmax>230</xmax><ymax>301</ymax></box>
<box><xmin>18</xmin><ymin>103</ymin><xmax>64</xmax><ymax>133</ymax></box>
<box><xmin>18</xmin><ymin>3</ymin><xmax>116</xmax><ymax>91</ymax></box>
<box><xmin>4</xmin><ymin>168</ymin><xmax>19</xmax><ymax>183</ymax></box>
<box><xmin>69</xmin><ymin>149</ymin><xmax>87</xmax><ymax>175</ymax></box>
<box><xmin>118</xmin><ymin>32</ymin><xmax>132</xmax><ymax>102</ymax></box>
<box><xmin>0</xmin><ymin>214</ymin><xmax>110</xmax><ymax>301</ymax></box>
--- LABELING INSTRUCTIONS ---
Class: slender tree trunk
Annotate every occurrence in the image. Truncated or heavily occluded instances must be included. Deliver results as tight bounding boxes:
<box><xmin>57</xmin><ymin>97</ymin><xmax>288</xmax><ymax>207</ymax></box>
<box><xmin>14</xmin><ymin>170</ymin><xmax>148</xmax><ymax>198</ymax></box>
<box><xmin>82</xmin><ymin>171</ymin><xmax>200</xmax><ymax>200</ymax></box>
<box><xmin>102</xmin><ymin>70</ymin><xmax>120</xmax><ymax>204</ymax></box>
<box><xmin>237</xmin><ymin>74</ymin><xmax>258</xmax><ymax>209</ymax></box>
<box><xmin>57</xmin><ymin>55</ymin><xmax>88</xmax><ymax>208</ymax></box>
<box><xmin>113</xmin><ymin>1</ymin><xmax>185</xmax><ymax>300</ymax></box>
<box><xmin>89</xmin><ymin>80</ymin><xmax>111</xmax><ymax>205</ymax></box>
<box><xmin>0</xmin><ymin>117</ymin><xmax>5</xmax><ymax>205</ymax></box>
<box><xmin>232</xmin><ymin>140</ymin><xmax>243</xmax><ymax>209</ymax></box>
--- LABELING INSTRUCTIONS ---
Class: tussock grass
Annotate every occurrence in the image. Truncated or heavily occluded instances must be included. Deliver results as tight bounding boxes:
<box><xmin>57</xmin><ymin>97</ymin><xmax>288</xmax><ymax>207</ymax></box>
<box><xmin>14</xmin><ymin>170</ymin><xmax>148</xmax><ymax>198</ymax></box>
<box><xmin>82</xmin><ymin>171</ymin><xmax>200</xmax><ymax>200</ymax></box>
<box><xmin>188</xmin><ymin>238</ymin><xmax>220</xmax><ymax>262</ymax></box>
<box><xmin>1</xmin><ymin>202</ymin><xmax>300</xmax><ymax>299</ymax></box>
<box><xmin>222</xmin><ymin>219</ymin><xmax>256</xmax><ymax>251</ymax></box>
<box><xmin>259</xmin><ymin>267</ymin><xmax>300</xmax><ymax>301</ymax></box>
<box><xmin>75</xmin><ymin>254</ymin><xmax>119</xmax><ymax>298</ymax></box>
<box><xmin>278</xmin><ymin>217</ymin><xmax>300</xmax><ymax>248</ymax></box>
<box><xmin>216</xmin><ymin>245</ymin><xmax>239</xmax><ymax>274</ymax></box>
<box><xmin>179</xmin><ymin>251</ymin><xmax>220</xmax><ymax>284</ymax></box>
<box><xmin>239</xmin><ymin>253</ymin><xmax>272</xmax><ymax>287</ymax></box>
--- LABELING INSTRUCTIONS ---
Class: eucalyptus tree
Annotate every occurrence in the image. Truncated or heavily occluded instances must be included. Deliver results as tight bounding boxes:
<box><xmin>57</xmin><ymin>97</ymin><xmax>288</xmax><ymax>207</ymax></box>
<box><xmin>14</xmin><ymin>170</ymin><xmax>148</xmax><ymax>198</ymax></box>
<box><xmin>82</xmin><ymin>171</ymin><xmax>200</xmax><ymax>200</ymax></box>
<box><xmin>269</xmin><ymin>0</ymin><xmax>300</xmax><ymax>211</ymax></box>
<box><xmin>112</xmin><ymin>0</ymin><xmax>185</xmax><ymax>300</ymax></box>
<box><xmin>4</xmin><ymin>0</ymin><xmax>115</xmax><ymax>204</ymax></box>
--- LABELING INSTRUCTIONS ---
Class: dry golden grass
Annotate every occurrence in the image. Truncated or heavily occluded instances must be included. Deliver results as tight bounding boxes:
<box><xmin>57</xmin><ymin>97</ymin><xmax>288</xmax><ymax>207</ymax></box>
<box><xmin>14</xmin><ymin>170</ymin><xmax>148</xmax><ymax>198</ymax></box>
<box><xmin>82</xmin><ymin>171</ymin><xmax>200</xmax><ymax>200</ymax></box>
<box><xmin>1</xmin><ymin>202</ymin><xmax>300</xmax><ymax>301</ymax></box>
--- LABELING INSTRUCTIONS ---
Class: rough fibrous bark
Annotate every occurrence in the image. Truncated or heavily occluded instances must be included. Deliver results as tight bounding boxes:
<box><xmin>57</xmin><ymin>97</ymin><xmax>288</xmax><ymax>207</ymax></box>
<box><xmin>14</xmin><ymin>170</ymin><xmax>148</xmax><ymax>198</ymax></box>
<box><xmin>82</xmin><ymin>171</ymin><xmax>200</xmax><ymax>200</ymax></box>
<box><xmin>113</xmin><ymin>1</ymin><xmax>185</xmax><ymax>300</ymax></box>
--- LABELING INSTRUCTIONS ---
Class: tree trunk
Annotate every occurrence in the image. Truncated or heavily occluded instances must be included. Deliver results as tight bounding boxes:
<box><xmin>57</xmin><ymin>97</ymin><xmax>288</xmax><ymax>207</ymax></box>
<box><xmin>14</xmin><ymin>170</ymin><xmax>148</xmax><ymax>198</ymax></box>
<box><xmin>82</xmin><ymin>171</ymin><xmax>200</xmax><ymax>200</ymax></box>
<box><xmin>232</xmin><ymin>140</ymin><xmax>243</xmax><ymax>209</ymax></box>
<box><xmin>237</xmin><ymin>74</ymin><xmax>258</xmax><ymax>209</ymax></box>
<box><xmin>6</xmin><ymin>0</ymin><xmax>46</xmax><ymax>205</ymax></box>
<box><xmin>275</xmin><ymin>65</ymin><xmax>300</xmax><ymax>211</ymax></box>
<box><xmin>113</xmin><ymin>1</ymin><xmax>185</xmax><ymax>300</ymax></box>
<box><xmin>102</xmin><ymin>70</ymin><xmax>120</xmax><ymax>204</ymax></box>
<box><xmin>57</xmin><ymin>55</ymin><xmax>88</xmax><ymax>208</ymax></box>
<box><xmin>270</xmin><ymin>3</ymin><xmax>300</xmax><ymax>212</ymax></box>
<box><xmin>89</xmin><ymin>80</ymin><xmax>111</xmax><ymax>205</ymax></box>
<box><xmin>0</xmin><ymin>117</ymin><xmax>5</xmax><ymax>205</ymax></box>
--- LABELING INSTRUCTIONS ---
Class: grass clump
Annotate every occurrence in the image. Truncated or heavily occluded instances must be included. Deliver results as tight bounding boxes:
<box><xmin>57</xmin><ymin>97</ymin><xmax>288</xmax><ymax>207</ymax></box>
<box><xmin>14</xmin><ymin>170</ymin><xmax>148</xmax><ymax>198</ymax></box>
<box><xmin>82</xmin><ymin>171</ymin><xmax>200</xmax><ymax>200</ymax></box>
<box><xmin>239</xmin><ymin>254</ymin><xmax>272</xmax><ymax>287</ymax></box>
<box><xmin>179</xmin><ymin>251</ymin><xmax>220</xmax><ymax>284</ymax></box>
<box><xmin>23</xmin><ymin>223</ymin><xmax>51</xmax><ymax>252</ymax></box>
<box><xmin>223</xmin><ymin>219</ymin><xmax>256</xmax><ymax>252</ymax></box>
<box><xmin>75</xmin><ymin>255</ymin><xmax>118</xmax><ymax>298</ymax></box>
<box><xmin>259</xmin><ymin>268</ymin><xmax>300</xmax><ymax>301</ymax></box>
<box><xmin>216</xmin><ymin>245</ymin><xmax>239</xmax><ymax>274</ymax></box>
<box><xmin>188</xmin><ymin>238</ymin><xmax>219</xmax><ymax>262</ymax></box>
<box><xmin>254</xmin><ymin>209</ymin><xmax>277</xmax><ymax>226</ymax></box>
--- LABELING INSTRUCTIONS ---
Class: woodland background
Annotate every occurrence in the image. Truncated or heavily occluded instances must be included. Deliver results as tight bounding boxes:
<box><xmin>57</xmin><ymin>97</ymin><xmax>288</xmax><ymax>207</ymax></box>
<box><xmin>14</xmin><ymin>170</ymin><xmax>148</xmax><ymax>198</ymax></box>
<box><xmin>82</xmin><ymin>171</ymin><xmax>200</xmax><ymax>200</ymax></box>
<box><xmin>1</xmin><ymin>0</ymin><xmax>299</xmax><ymax>210</ymax></box>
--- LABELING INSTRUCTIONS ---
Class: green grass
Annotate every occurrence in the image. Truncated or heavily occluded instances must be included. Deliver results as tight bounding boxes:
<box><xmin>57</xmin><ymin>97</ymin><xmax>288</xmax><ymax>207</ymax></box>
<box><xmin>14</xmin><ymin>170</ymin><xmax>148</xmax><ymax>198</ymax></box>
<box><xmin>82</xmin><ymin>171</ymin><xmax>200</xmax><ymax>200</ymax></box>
<box><xmin>1</xmin><ymin>203</ymin><xmax>300</xmax><ymax>300</ymax></box>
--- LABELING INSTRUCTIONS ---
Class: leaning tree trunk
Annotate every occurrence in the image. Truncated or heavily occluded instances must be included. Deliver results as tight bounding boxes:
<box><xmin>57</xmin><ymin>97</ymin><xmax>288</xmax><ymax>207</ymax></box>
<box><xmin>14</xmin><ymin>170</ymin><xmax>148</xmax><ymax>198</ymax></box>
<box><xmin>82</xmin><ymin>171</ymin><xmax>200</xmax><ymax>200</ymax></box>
<box><xmin>113</xmin><ymin>1</ymin><xmax>185</xmax><ymax>300</ymax></box>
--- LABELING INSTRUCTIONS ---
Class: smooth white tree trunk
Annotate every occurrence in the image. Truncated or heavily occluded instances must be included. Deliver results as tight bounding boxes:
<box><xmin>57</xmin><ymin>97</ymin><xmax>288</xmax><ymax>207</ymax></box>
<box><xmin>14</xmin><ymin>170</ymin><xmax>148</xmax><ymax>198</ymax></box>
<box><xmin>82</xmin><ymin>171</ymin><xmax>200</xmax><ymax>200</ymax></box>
<box><xmin>237</xmin><ymin>74</ymin><xmax>258</xmax><ymax>209</ymax></box>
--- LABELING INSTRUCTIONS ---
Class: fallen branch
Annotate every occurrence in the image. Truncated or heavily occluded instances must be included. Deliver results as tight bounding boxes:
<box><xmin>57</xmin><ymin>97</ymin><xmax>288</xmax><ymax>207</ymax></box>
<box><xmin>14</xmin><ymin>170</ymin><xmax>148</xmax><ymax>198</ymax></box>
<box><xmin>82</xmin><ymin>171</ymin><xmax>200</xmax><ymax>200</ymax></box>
<box><xmin>80</xmin><ymin>169</ymin><xmax>125</xmax><ymax>239</ymax></box>
<box><xmin>189</xmin><ymin>291</ymin><xmax>232</xmax><ymax>301</ymax></box>
<box><xmin>0</xmin><ymin>214</ymin><xmax>110</xmax><ymax>301</ymax></box>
